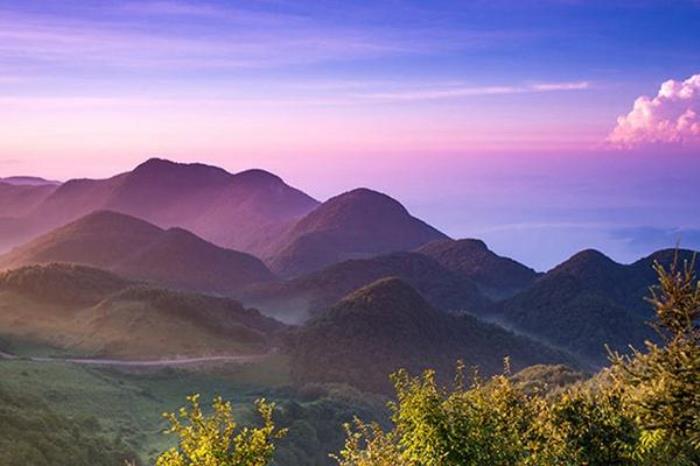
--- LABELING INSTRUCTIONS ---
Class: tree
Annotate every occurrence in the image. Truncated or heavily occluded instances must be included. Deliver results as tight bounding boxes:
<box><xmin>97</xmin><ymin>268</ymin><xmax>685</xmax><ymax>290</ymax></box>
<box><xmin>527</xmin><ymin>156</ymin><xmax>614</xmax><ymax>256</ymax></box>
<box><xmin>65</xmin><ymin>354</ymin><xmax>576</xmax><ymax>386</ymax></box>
<box><xmin>610</xmin><ymin>256</ymin><xmax>700</xmax><ymax>464</ymax></box>
<box><xmin>335</xmin><ymin>253</ymin><xmax>700</xmax><ymax>465</ymax></box>
<box><xmin>156</xmin><ymin>394</ymin><xmax>286</xmax><ymax>466</ymax></box>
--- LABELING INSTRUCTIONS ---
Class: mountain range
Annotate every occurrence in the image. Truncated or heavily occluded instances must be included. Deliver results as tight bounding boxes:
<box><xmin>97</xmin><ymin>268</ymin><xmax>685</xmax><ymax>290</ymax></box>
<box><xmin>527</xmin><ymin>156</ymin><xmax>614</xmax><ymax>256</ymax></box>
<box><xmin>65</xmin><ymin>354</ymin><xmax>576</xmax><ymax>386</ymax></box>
<box><xmin>238</xmin><ymin>251</ymin><xmax>489</xmax><ymax>324</ymax></box>
<box><xmin>0</xmin><ymin>159</ymin><xmax>449</xmax><ymax>279</ymax></box>
<box><xmin>0</xmin><ymin>158</ymin><xmax>318</xmax><ymax>255</ymax></box>
<box><xmin>0</xmin><ymin>157</ymin><xmax>696</xmax><ymax>387</ymax></box>
<box><xmin>415</xmin><ymin>238</ymin><xmax>540</xmax><ymax>299</ymax></box>
<box><xmin>493</xmin><ymin>248</ymin><xmax>699</xmax><ymax>365</ymax></box>
<box><xmin>0</xmin><ymin>176</ymin><xmax>60</xmax><ymax>187</ymax></box>
<box><xmin>0</xmin><ymin>264</ymin><xmax>283</xmax><ymax>358</ymax></box>
<box><xmin>0</xmin><ymin>210</ymin><xmax>276</xmax><ymax>293</ymax></box>
<box><xmin>290</xmin><ymin>277</ymin><xmax>572</xmax><ymax>394</ymax></box>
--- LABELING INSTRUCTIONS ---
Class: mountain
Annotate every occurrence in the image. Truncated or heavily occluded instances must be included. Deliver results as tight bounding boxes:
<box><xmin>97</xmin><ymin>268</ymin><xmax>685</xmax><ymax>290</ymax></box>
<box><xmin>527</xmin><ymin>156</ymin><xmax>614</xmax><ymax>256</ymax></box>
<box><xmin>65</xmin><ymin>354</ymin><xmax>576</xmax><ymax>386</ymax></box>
<box><xmin>416</xmin><ymin>238</ymin><xmax>540</xmax><ymax>299</ymax></box>
<box><xmin>267</xmin><ymin>188</ymin><xmax>448</xmax><ymax>277</ymax></box>
<box><xmin>238</xmin><ymin>251</ymin><xmax>490</xmax><ymax>324</ymax></box>
<box><xmin>494</xmin><ymin>248</ymin><xmax>699</xmax><ymax>365</ymax></box>
<box><xmin>0</xmin><ymin>176</ymin><xmax>60</xmax><ymax>186</ymax></box>
<box><xmin>0</xmin><ymin>263</ymin><xmax>284</xmax><ymax>358</ymax></box>
<box><xmin>0</xmin><ymin>182</ymin><xmax>58</xmax><ymax>218</ymax></box>
<box><xmin>0</xmin><ymin>210</ymin><xmax>276</xmax><ymax>293</ymax></box>
<box><xmin>289</xmin><ymin>277</ymin><xmax>572</xmax><ymax>394</ymax></box>
<box><xmin>0</xmin><ymin>158</ymin><xmax>319</xmax><ymax>254</ymax></box>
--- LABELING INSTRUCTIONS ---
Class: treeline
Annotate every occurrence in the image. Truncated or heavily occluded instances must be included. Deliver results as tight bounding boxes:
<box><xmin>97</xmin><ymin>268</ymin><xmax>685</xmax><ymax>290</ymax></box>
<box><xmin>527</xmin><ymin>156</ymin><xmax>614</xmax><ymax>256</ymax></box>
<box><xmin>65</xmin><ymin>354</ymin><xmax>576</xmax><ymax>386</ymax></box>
<box><xmin>158</xmin><ymin>258</ymin><xmax>699</xmax><ymax>465</ymax></box>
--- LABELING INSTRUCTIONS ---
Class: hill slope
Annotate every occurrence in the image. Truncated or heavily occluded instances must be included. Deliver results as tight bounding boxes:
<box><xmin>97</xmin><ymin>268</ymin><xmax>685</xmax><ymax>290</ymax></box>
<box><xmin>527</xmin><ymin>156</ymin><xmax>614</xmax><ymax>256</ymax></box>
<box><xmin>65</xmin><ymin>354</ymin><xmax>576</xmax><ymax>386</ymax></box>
<box><xmin>0</xmin><ymin>210</ymin><xmax>276</xmax><ymax>293</ymax></box>
<box><xmin>0</xmin><ymin>182</ymin><xmax>58</xmax><ymax>218</ymax></box>
<box><xmin>268</xmin><ymin>188</ymin><xmax>448</xmax><ymax>276</ymax></box>
<box><xmin>290</xmin><ymin>278</ymin><xmax>571</xmax><ymax>394</ymax></box>
<box><xmin>495</xmin><ymin>248</ymin><xmax>699</xmax><ymax>365</ymax></box>
<box><xmin>239</xmin><ymin>251</ymin><xmax>489</xmax><ymax>324</ymax></box>
<box><xmin>416</xmin><ymin>238</ymin><xmax>539</xmax><ymax>299</ymax></box>
<box><xmin>1</xmin><ymin>158</ymin><xmax>319</xmax><ymax>254</ymax></box>
<box><xmin>0</xmin><ymin>264</ymin><xmax>284</xmax><ymax>358</ymax></box>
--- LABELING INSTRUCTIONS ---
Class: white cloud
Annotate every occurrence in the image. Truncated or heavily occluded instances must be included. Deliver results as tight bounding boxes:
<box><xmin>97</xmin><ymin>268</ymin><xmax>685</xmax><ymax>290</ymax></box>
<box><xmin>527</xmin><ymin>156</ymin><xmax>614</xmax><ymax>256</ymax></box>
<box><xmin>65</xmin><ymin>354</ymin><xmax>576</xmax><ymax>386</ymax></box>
<box><xmin>608</xmin><ymin>74</ymin><xmax>700</xmax><ymax>148</ymax></box>
<box><xmin>356</xmin><ymin>81</ymin><xmax>590</xmax><ymax>102</ymax></box>
<box><xmin>531</xmin><ymin>81</ymin><xmax>590</xmax><ymax>91</ymax></box>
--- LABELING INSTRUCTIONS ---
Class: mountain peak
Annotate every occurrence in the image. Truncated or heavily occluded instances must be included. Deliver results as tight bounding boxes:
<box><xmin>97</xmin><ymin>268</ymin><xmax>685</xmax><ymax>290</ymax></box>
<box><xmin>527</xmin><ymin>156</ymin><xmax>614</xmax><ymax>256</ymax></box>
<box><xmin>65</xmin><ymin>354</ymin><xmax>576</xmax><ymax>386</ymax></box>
<box><xmin>268</xmin><ymin>187</ymin><xmax>448</xmax><ymax>276</ymax></box>
<box><xmin>135</xmin><ymin>157</ymin><xmax>175</xmax><ymax>169</ymax></box>
<box><xmin>341</xmin><ymin>276</ymin><xmax>427</xmax><ymax>308</ymax></box>
<box><xmin>67</xmin><ymin>209</ymin><xmax>163</xmax><ymax>233</ymax></box>
<box><xmin>234</xmin><ymin>169</ymin><xmax>283</xmax><ymax>185</ymax></box>
<box><xmin>415</xmin><ymin>237</ymin><xmax>537</xmax><ymax>299</ymax></box>
<box><xmin>455</xmin><ymin>238</ymin><xmax>488</xmax><ymax>249</ymax></box>
<box><xmin>330</xmin><ymin>187</ymin><xmax>406</xmax><ymax>210</ymax></box>
<box><xmin>130</xmin><ymin>158</ymin><xmax>232</xmax><ymax>180</ymax></box>
<box><xmin>638</xmin><ymin>248</ymin><xmax>697</xmax><ymax>265</ymax></box>
<box><xmin>555</xmin><ymin>249</ymin><xmax>618</xmax><ymax>272</ymax></box>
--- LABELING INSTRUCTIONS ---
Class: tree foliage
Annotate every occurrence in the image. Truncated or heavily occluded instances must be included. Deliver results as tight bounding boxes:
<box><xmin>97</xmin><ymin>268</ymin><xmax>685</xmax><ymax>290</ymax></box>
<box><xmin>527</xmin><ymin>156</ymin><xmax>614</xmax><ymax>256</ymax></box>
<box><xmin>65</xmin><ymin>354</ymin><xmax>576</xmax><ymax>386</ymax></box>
<box><xmin>155</xmin><ymin>394</ymin><xmax>286</xmax><ymax>466</ymax></box>
<box><xmin>335</xmin><ymin>254</ymin><xmax>700</xmax><ymax>466</ymax></box>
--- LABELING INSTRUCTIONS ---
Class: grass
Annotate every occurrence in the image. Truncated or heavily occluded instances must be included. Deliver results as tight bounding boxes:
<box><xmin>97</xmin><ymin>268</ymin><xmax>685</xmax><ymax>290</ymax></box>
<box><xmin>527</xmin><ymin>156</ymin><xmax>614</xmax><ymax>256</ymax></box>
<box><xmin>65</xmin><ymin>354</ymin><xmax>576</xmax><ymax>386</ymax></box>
<box><xmin>0</xmin><ymin>353</ymin><xmax>292</xmax><ymax>464</ymax></box>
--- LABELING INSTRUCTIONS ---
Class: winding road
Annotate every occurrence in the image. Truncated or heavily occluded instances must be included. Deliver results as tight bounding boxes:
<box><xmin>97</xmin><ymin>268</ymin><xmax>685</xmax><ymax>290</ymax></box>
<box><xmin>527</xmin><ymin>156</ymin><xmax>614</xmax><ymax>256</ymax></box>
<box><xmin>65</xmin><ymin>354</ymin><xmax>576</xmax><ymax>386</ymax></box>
<box><xmin>0</xmin><ymin>349</ymin><xmax>274</xmax><ymax>367</ymax></box>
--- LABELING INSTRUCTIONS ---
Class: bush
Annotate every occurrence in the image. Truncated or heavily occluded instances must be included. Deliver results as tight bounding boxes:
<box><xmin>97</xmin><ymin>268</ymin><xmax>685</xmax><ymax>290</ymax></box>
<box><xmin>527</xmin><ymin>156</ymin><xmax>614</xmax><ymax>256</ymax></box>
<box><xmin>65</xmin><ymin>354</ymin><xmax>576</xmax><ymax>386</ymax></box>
<box><xmin>156</xmin><ymin>394</ymin><xmax>286</xmax><ymax>466</ymax></box>
<box><xmin>335</xmin><ymin>254</ymin><xmax>700</xmax><ymax>466</ymax></box>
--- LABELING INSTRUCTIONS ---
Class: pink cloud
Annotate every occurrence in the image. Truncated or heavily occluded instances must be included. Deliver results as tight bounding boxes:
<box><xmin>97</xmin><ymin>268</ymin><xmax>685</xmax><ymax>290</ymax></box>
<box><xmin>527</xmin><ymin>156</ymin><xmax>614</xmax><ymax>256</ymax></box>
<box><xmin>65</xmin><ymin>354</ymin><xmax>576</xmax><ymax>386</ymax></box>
<box><xmin>608</xmin><ymin>74</ymin><xmax>700</xmax><ymax>148</ymax></box>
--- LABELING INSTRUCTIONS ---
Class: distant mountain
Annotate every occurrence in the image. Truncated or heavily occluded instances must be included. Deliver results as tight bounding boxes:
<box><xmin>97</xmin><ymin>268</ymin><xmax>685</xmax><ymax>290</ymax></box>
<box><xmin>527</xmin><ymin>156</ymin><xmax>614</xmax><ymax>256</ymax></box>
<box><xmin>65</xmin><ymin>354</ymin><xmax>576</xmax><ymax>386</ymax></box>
<box><xmin>0</xmin><ymin>158</ymin><xmax>319</xmax><ymax>254</ymax></box>
<box><xmin>238</xmin><ymin>251</ymin><xmax>490</xmax><ymax>324</ymax></box>
<box><xmin>0</xmin><ymin>263</ymin><xmax>284</xmax><ymax>358</ymax></box>
<box><xmin>416</xmin><ymin>238</ymin><xmax>539</xmax><ymax>299</ymax></box>
<box><xmin>0</xmin><ymin>176</ymin><xmax>60</xmax><ymax>186</ymax></box>
<box><xmin>267</xmin><ymin>188</ymin><xmax>448</xmax><ymax>277</ymax></box>
<box><xmin>494</xmin><ymin>248</ymin><xmax>699</xmax><ymax>365</ymax></box>
<box><xmin>0</xmin><ymin>182</ymin><xmax>58</xmax><ymax>218</ymax></box>
<box><xmin>0</xmin><ymin>210</ymin><xmax>276</xmax><ymax>293</ymax></box>
<box><xmin>290</xmin><ymin>277</ymin><xmax>572</xmax><ymax>394</ymax></box>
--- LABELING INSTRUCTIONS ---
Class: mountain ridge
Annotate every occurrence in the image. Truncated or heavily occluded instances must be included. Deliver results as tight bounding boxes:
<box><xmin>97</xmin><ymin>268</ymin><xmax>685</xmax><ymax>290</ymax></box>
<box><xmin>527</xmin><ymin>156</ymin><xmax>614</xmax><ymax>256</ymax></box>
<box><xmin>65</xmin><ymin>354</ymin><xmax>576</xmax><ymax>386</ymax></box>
<box><xmin>267</xmin><ymin>188</ymin><xmax>449</xmax><ymax>277</ymax></box>
<box><xmin>0</xmin><ymin>210</ymin><xmax>276</xmax><ymax>293</ymax></box>
<box><xmin>290</xmin><ymin>277</ymin><xmax>573</xmax><ymax>394</ymax></box>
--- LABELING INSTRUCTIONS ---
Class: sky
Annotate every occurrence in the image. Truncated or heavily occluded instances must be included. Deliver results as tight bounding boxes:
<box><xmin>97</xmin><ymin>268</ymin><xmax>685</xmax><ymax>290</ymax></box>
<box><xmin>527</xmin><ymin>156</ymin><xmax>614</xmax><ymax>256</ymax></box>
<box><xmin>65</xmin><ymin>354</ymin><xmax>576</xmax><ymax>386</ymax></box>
<box><xmin>1</xmin><ymin>0</ymin><xmax>700</xmax><ymax>269</ymax></box>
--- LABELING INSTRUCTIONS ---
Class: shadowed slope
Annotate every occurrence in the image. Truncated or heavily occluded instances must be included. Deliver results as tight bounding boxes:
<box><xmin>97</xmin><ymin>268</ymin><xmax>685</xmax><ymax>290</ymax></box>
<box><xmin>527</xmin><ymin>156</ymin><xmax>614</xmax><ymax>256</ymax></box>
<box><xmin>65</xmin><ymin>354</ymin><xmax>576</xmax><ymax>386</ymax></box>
<box><xmin>0</xmin><ymin>210</ymin><xmax>275</xmax><ymax>293</ymax></box>
<box><xmin>0</xmin><ymin>264</ymin><xmax>284</xmax><ymax>358</ymax></box>
<box><xmin>268</xmin><ymin>188</ymin><xmax>448</xmax><ymax>277</ymax></box>
<box><xmin>290</xmin><ymin>277</ymin><xmax>571</xmax><ymax>394</ymax></box>
<box><xmin>1</xmin><ymin>158</ymin><xmax>319</xmax><ymax>254</ymax></box>
<box><xmin>495</xmin><ymin>248</ymin><xmax>699</xmax><ymax>365</ymax></box>
<box><xmin>239</xmin><ymin>251</ymin><xmax>489</xmax><ymax>324</ymax></box>
<box><xmin>416</xmin><ymin>238</ymin><xmax>539</xmax><ymax>299</ymax></box>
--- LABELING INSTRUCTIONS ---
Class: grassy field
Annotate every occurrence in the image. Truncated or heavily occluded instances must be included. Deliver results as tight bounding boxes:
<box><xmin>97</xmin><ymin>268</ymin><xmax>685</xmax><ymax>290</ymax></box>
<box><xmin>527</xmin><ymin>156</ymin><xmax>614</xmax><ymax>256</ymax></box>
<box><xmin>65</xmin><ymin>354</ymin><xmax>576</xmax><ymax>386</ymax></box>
<box><xmin>0</xmin><ymin>351</ymin><xmax>293</xmax><ymax>464</ymax></box>
<box><xmin>0</xmin><ymin>345</ymin><xmax>385</xmax><ymax>465</ymax></box>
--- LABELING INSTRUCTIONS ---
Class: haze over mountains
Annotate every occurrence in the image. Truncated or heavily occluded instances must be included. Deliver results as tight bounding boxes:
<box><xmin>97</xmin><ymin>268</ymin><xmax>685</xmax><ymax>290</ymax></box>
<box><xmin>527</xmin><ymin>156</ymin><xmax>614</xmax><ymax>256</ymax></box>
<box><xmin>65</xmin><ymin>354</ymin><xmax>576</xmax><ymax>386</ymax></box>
<box><xmin>267</xmin><ymin>188</ymin><xmax>448</xmax><ymax>277</ymax></box>
<box><xmin>0</xmin><ymin>158</ymin><xmax>319</xmax><ymax>255</ymax></box>
<box><xmin>0</xmin><ymin>211</ymin><xmax>275</xmax><ymax>294</ymax></box>
<box><xmin>0</xmin><ymin>157</ymin><xmax>696</xmax><ymax>392</ymax></box>
<box><xmin>0</xmin><ymin>176</ymin><xmax>60</xmax><ymax>187</ymax></box>
<box><xmin>238</xmin><ymin>251</ymin><xmax>489</xmax><ymax>324</ymax></box>
<box><xmin>0</xmin><ymin>264</ymin><xmax>282</xmax><ymax>358</ymax></box>
<box><xmin>290</xmin><ymin>277</ymin><xmax>571</xmax><ymax>393</ymax></box>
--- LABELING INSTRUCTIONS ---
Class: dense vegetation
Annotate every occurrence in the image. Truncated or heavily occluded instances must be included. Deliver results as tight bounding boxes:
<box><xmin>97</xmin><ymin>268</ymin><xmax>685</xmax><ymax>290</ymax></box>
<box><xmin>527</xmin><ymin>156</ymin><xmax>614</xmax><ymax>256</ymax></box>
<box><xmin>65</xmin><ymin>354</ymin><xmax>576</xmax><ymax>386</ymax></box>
<box><xmin>335</xmin><ymin>257</ymin><xmax>700</xmax><ymax>465</ymax></box>
<box><xmin>496</xmin><ymin>248</ymin><xmax>699</xmax><ymax>364</ymax></box>
<box><xmin>290</xmin><ymin>277</ymin><xmax>569</xmax><ymax>393</ymax></box>
<box><xmin>0</xmin><ymin>383</ymin><xmax>135</xmax><ymax>466</ymax></box>
<box><xmin>156</xmin><ymin>255</ymin><xmax>699</xmax><ymax>465</ymax></box>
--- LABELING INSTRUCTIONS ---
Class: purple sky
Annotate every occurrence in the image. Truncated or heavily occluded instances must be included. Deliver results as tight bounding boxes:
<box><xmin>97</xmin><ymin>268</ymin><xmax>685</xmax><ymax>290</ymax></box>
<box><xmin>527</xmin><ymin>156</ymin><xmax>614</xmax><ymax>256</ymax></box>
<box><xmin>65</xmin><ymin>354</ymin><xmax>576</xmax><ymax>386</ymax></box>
<box><xmin>1</xmin><ymin>0</ymin><xmax>699</xmax><ymax>269</ymax></box>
